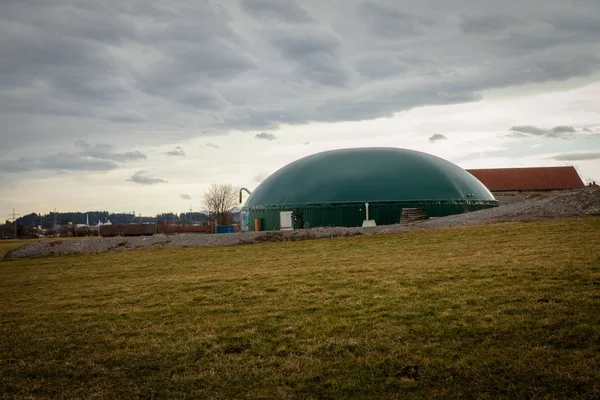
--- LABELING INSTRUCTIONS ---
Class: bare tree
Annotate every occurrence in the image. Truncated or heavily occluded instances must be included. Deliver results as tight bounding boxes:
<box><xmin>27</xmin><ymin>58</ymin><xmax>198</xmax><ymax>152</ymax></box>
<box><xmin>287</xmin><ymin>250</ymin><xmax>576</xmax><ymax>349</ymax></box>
<box><xmin>203</xmin><ymin>183</ymin><xmax>238</xmax><ymax>227</ymax></box>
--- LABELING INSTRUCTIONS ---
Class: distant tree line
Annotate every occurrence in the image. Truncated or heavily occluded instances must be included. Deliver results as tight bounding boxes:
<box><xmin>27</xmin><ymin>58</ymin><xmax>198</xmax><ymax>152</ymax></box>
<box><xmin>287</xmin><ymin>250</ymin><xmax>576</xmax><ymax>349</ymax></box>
<box><xmin>0</xmin><ymin>221</ymin><xmax>39</xmax><ymax>240</ymax></box>
<box><xmin>15</xmin><ymin>211</ymin><xmax>211</xmax><ymax>227</ymax></box>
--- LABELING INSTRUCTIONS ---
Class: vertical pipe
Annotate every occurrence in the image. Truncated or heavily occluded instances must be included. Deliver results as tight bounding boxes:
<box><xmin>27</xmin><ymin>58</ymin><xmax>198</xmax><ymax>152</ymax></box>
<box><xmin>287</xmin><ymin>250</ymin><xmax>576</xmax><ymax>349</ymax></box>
<box><xmin>255</xmin><ymin>218</ymin><xmax>260</xmax><ymax>232</ymax></box>
<box><xmin>365</xmin><ymin>202</ymin><xmax>369</xmax><ymax>221</ymax></box>
<box><xmin>239</xmin><ymin>188</ymin><xmax>252</xmax><ymax>203</ymax></box>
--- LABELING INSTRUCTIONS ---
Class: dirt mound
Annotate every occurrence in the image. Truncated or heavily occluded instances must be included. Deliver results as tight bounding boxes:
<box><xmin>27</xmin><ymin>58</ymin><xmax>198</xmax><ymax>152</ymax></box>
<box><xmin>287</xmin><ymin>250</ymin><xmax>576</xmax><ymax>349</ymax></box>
<box><xmin>421</xmin><ymin>188</ymin><xmax>600</xmax><ymax>229</ymax></box>
<box><xmin>546</xmin><ymin>189</ymin><xmax>600</xmax><ymax>215</ymax></box>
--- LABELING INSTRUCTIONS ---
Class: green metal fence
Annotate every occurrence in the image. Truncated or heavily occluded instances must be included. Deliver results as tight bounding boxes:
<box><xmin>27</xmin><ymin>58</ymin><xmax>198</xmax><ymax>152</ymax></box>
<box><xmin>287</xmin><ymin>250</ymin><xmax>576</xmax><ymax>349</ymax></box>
<box><xmin>244</xmin><ymin>200</ymin><xmax>498</xmax><ymax>231</ymax></box>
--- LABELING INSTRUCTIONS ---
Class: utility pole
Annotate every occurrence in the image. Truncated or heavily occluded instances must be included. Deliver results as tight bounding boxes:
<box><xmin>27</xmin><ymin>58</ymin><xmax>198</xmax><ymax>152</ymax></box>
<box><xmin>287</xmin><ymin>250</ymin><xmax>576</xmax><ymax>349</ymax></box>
<box><xmin>13</xmin><ymin>209</ymin><xmax>17</xmax><ymax>239</ymax></box>
<box><xmin>6</xmin><ymin>208</ymin><xmax>20</xmax><ymax>239</ymax></box>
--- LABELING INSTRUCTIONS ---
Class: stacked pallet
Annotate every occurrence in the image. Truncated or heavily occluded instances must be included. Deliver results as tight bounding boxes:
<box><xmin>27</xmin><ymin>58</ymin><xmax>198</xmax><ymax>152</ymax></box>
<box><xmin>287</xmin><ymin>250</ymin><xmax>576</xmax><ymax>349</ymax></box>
<box><xmin>400</xmin><ymin>208</ymin><xmax>428</xmax><ymax>225</ymax></box>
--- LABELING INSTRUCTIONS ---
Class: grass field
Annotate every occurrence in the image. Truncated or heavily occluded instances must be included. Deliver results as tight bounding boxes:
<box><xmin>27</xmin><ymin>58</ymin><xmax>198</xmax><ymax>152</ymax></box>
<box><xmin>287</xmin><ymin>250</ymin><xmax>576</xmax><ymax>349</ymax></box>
<box><xmin>2</xmin><ymin>218</ymin><xmax>600</xmax><ymax>399</ymax></box>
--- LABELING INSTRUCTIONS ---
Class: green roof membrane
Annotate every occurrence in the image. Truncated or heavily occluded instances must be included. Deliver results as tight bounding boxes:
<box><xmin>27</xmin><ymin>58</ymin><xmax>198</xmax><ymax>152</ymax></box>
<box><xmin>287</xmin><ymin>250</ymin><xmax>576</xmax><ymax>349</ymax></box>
<box><xmin>246</xmin><ymin>147</ymin><xmax>495</xmax><ymax>206</ymax></box>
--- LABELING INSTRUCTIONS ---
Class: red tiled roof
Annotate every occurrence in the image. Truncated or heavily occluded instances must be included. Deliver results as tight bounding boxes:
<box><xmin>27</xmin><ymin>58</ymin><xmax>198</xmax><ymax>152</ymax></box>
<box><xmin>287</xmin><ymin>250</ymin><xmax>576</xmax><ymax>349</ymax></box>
<box><xmin>467</xmin><ymin>166</ymin><xmax>585</xmax><ymax>192</ymax></box>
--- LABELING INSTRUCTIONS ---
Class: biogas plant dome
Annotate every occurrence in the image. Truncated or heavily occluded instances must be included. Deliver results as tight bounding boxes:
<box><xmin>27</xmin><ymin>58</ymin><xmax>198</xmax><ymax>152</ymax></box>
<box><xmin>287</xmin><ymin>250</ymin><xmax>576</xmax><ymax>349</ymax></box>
<box><xmin>241</xmin><ymin>147</ymin><xmax>498</xmax><ymax>231</ymax></box>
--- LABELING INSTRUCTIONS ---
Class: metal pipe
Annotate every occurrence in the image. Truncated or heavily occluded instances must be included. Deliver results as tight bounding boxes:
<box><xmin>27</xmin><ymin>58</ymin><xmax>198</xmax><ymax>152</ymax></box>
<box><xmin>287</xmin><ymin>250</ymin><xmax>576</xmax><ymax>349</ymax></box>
<box><xmin>365</xmin><ymin>202</ymin><xmax>369</xmax><ymax>221</ymax></box>
<box><xmin>239</xmin><ymin>187</ymin><xmax>252</xmax><ymax>203</ymax></box>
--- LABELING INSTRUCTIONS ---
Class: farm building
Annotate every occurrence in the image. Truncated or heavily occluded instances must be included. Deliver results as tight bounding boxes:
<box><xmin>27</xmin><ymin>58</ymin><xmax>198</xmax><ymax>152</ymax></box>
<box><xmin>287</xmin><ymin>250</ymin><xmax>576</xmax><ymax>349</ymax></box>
<box><xmin>467</xmin><ymin>166</ymin><xmax>585</xmax><ymax>192</ymax></box>
<box><xmin>241</xmin><ymin>147</ymin><xmax>498</xmax><ymax>231</ymax></box>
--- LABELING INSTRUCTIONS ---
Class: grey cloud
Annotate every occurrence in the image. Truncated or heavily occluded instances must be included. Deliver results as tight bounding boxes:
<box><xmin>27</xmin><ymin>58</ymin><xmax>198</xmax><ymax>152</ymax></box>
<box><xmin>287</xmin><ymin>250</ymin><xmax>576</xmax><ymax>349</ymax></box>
<box><xmin>104</xmin><ymin>113</ymin><xmax>147</xmax><ymax>123</ymax></box>
<box><xmin>75</xmin><ymin>141</ymin><xmax>147</xmax><ymax>162</ymax></box>
<box><xmin>137</xmin><ymin>44</ymin><xmax>255</xmax><ymax>109</ymax></box>
<box><xmin>95</xmin><ymin>150</ymin><xmax>146</xmax><ymax>162</ymax></box>
<box><xmin>0</xmin><ymin>5</ymin><xmax>136</xmax><ymax>120</ymax></box>
<box><xmin>297</xmin><ymin>54</ymin><xmax>354</xmax><ymax>86</ymax></box>
<box><xmin>551</xmin><ymin>126</ymin><xmax>575</xmax><ymax>133</ymax></box>
<box><xmin>241</xmin><ymin>0</ymin><xmax>314</xmax><ymax>23</ymax></box>
<box><xmin>312</xmin><ymin>84</ymin><xmax>483</xmax><ymax>123</ymax></box>
<box><xmin>506</xmin><ymin>132</ymin><xmax>528</xmax><ymax>138</ymax></box>
<box><xmin>255</xmin><ymin>132</ymin><xmax>277</xmax><ymax>141</ymax></box>
<box><xmin>0</xmin><ymin>154</ymin><xmax>119</xmax><ymax>173</ymax></box>
<box><xmin>253</xmin><ymin>172</ymin><xmax>270</xmax><ymax>182</ymax></box>
<box><xmin>2</xmin><ymin>0</ymin><xmax>600</xmax><ymax>155</ymax></box>
<box><xmin>509</xmin><ymin>125</ymin><xmax>576</xmax><ymax>139</ymax></box>
<box><xmin>267</xmin><ymin>29</ymin><xmax>355</xmax><ymax>86</ymax></box>
<box><xmin>583</xmin><ymin>128</ymin><xmax>592</xmax><ymax>132</ymax></box>
<box><xmin>0</xmin><ymin>1</ymin><xmax>252</xmax><ymax>122</ymax></box>
<box><xmin>127</xmin><ymin>170</ymin><xmax>168</xmax><ymax>185</ymax></box>
<box><xmin>355</xmin><ymin>54</ymin><xmax>428</xmax><ymax>79</ymax></box>
<box><xmin>204</xmin><ymin>143</ymin><xmax>222</xmax><ymax>149</ymax></box>
<box><xmin>136</xmin><ymin>5</ymin><xmax>256</xmax><ymax>93</ymax></box>
<box><xmin>491</xmin><ymin>28</ymin><xmax>597</xmax><ymax>58</ymax></box>
<box><xmin>355</xmin><ymin>58</ymin><xmax>405</xmax><ymax>79</ymax></box>
<box><xmin>429</xmin><ymin>134</ymin><xmax>448</xmax><ymax>143</ymax></box>
<box><xmin>154</xmin><ymin>49</ymin><xmax>253</xmax><ymax>83</ymax></box>
<box><xmin>510</xmin><ymin>126</ymin><xmax>548</xmax><ymax>136</ymax></box>
<box><xmin>41</xmin><ymin>153</ymin><xmax>118</xmax><ymax>171</ymax></box>
<box><xmin>549</xmin><ymin>152</ymin><xmax>600</xmax><ymax>161</ymax></box>
<box><xmin>177</xmin><ymin>90</ymin><xmax>225</xmax><ymax>110</ymax></box>
<box><xmin>165</xmin><ymin>147</ymin><xmax>186</xmax><ymax>156</ymax></box>
<box><xmin>549</xmin><ymin>14</ymin><xmax>600</xmax><ymax>38</ymax></box>
<box><xmin>0</xmin><ymin>141</ymin><xmax>145</xmax><ymax>173</ymax></box>
<box><xmin>180</xmin><ymin>194</ymin><xmax>192</xmax><ymax>201</ymax></box>
<box><xmin>358</xmin><ymin>1</ymin><xmax>433</xmax><ymax>38</ymax></box>
<box><xmin>459</xmin><ymin>14</ymin><xmax>518</xmax><ymax>34</ymax></box>
<box><xmin>269</xmin><ymin>31</ymin><xmax>340</xmax><ymax>59</ymax></box>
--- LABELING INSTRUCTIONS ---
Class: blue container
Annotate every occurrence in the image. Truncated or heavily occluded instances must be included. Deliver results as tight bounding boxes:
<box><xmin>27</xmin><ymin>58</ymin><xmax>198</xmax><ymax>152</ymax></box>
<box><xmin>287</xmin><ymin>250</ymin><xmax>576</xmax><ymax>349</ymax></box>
<box><xmin>216</xmin><ymin>225</ymin><xmax>235</xmax><ymax>234</ymax></box>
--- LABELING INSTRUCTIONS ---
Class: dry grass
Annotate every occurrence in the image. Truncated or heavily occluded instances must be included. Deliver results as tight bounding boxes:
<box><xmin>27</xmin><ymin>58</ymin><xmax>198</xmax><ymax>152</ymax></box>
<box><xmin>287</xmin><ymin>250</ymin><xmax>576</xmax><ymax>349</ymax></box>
<box><xmin>2</xmin><ymin>218</ymin><xmax>600</xmax><ymax>399</ymax></box>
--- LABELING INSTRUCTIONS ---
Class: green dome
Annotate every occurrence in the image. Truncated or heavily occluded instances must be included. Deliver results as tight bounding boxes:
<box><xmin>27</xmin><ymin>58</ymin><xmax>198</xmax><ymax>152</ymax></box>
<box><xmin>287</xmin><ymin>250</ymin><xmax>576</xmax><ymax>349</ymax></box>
<box><xmin>246</xmin><ymin>147</ymin><xmax>495</xmax><ymax>206</ymax></box>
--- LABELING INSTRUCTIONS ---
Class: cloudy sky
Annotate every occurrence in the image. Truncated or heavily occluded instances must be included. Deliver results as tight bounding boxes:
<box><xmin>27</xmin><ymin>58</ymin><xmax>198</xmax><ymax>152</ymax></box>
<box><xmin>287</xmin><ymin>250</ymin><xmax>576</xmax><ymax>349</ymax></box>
<box><xmin>1</xmin><ymin>0</ymin><xmax>599</xmax><ymax>217</ymax></box>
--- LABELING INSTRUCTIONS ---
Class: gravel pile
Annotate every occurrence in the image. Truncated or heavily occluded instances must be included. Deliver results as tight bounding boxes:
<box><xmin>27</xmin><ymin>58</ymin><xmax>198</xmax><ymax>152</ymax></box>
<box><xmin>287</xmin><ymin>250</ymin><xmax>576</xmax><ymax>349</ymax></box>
<box><xmin>7</xmin><ymin>188</ymin><xmax>599</xmax><ymax>259</ymax></box>
<box><xmin>421</xmin><ymin>188</ymin><xmax>600</xmax><ymax>229</ymax></box>
<box><xmin>7</xmin><ymin>225</ymin><xmax>412</xmax><ymax>259</ymax></box>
